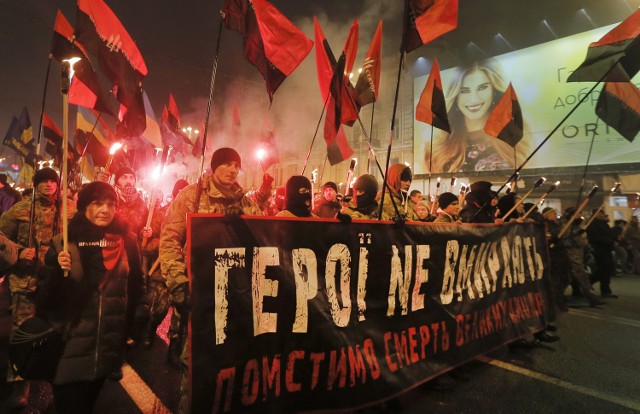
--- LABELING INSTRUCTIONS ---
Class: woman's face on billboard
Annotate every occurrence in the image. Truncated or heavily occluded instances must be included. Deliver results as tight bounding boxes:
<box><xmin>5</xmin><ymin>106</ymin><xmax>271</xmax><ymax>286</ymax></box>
<box><xmin>457</xmin><ymin>69</ymin><xmax>493</xmax><ymax>124</ymax></box>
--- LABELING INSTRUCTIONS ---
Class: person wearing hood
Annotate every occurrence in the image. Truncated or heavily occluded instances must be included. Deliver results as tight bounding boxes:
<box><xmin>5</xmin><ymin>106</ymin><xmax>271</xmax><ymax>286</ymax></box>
<box><xmin>459</xmin><ymin>181</ymin><xmax>499</xmax><ymax>223</ymax></box>
<box><xmin>380</xmin><ymin>163</ymin><xmax>419</xmax><ymax>221</ymax></box>
<box><xmin>312</xmin><ymin>181</ymin><xmax>341</xmax><ymax>218</ymax></box>
<box><xmin>0</xmin><ymin>167</ymin><xmax>76</xmax><ymax>408</ymax></box>
<box><xmin>160</xmin><ymin>147</ymin><xmax>265</xmax><ymax>414</ymax></box>
<box><xmin>277</xmin><ymin>176</ymin><xmax>317</xmax><ymax>218</ymax></box>
<box><xmin>434</xmin><ymin>192</ymin><xmax>461</xmax><ymax>223</ymax></box>
<box><xmin>343</xmin><ymin>174</ymin><xmax>388</xmax><ymax>220</ymax></box>
<box><xmin>40</xmin><ymin>181</ymin><xmax>144</xmax><ymax>413</ymax></box>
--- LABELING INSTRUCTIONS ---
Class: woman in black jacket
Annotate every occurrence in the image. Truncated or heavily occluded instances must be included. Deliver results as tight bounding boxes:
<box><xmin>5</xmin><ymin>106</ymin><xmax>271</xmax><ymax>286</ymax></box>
<box><xmin>41</xmin><ymin>181</ymin><xmax>144</xmax><ymax>413</ymax></box>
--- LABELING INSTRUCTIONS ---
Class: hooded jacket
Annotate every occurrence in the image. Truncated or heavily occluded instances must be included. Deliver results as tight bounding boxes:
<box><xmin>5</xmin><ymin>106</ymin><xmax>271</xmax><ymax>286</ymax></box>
<box><xmin>380</xmin><ymin>164</ymin><xmax>418</xmax><ymax>221</ymax></box>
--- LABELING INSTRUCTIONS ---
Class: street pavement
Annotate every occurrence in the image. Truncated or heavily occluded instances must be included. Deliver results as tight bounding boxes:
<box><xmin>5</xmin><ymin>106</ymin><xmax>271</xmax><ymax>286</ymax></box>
<box><xmin>1</xmin><ymin>273</ymin><xmax>639</xmax><ymax>413</ymax></box>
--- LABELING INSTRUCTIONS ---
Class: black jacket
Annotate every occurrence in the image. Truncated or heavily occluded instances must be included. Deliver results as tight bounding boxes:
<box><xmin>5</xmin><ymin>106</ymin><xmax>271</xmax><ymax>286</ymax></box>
<box><xmin>40</xmin><ymin>214</ymin><xmax>143</xmax><ymax>384</ymax></box>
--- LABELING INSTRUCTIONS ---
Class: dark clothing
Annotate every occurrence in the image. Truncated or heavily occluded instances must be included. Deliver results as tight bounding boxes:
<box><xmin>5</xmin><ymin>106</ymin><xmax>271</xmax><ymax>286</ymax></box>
<box><xmin>0</xmin><ymin>185</ymin><xmax>21</xmax><ymax>215</ymax></box>
<box><xmin>587</xmin><ymin>219</ymin><xmax>616</xmax><ymax>295</ymax></box>
<box><xmin>40</xmin><ymin>214</ymin><xmax>144</xmax><ymax>385</ymax></box>
<box><xmin>52</xmin><ymin>377</ymin><xmax>106</xmax><ymax>414</ymax></box>
<box><xmin>312</xmin><ymin>198</ymin><xmax>341</xmax><ymax>218</ymax></box>
<box><xmin>459</xmin><ymin>193</ymin><xmax>495</xmax><ymax>224</ymax></box>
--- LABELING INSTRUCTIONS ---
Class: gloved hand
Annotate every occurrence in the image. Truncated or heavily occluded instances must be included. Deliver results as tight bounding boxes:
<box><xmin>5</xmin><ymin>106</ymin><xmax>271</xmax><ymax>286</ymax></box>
<box><xmin>336</xmin><ymin>211</ymin><xmax>352</xmax><ymax>224</ymax></box>
<box><xmin>224</xmin><ymin>205</ymin><xmax>243</xmax><ymax>220</ymax></box>
<box><xmin>261</xmin><ymin>173</ymin><xmax>274</xmax><ymax>189</ymax></box>
<box><xmin>171</xmin><ymin>282</ymin><xmax>191</xmax><ymax>314</ymax></box>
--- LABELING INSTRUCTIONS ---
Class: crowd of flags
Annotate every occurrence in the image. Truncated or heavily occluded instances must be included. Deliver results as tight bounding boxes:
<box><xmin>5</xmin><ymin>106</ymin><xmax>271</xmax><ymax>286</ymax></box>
<box><xmin>2</xmin><ymin>0</ymin><xmax>639</xmax><ymax>187</ymax></box>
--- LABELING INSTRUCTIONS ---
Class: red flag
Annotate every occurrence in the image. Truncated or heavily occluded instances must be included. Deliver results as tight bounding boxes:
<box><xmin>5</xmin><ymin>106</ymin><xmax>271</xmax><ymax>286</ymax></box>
<box><xmin>168</xmin><ymin>94</ymin><xmax>182</xmax><ymax>131</ymax></box>
<box><xmin>314</xmin><ymin>18</ymin><xmax>360</xmax><ymax>127</ymax></box>
<box><xmin>568</xmin><ymin>8</ymin><xmax>640</xmax><ymax>82</ymax></box>
<box><xmin>416</xmin><ymin>58</ymin><xmax>450</xmax><ymax>132</ymax></box>
<box><xmin>233</xmin><ymin>103</ymin><xmax>241</xmax><ymax>128</ymax></box>
<box><xmin>223</xmin><ymin>0</ymin><xmax>313</xmax><ymax>102</ymax></box>
<box><xmin>596</xmin><ymin>82</ymin><xmax>640</xmax><ymax>142</ymax></box>
<box><xmin>355</xmin><ymin>20</ymin><xmax>382</xmax><ymax>107</ymax></box>
<box><xmin>51</xmin><ymin>10</ymin><xmax>121</xmax><ymax>119</ymax></box>
<box><xmin>404</xmin><ymin>0</ymin><xmax>459</xmax><ymax>53</ymax></box>
<box><xmin>314</xmin><ymin>18</ymin><xmax>355</xmax><ymax>165</ymax></box>
<box><xmin>42</xmin><ymin>113</ymin><xmax>62</xmax><ymax>160</ymax></box>
<box><xmin>484</xmin><ymin>83</ymin><xmax>524</xmax><ymax>147</ymax></box>
<box><xmin>75</xmin><ymin>0</ymin><xmax>147</xmax><ymax>137</ymax></box>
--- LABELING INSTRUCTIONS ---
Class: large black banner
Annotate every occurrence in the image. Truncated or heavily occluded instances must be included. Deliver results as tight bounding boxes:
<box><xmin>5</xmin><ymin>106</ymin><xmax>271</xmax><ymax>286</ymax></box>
<box><xmin>187</xmin><ymin>216</ymin><xmax>552</xmax><ymax>413</ymax></box>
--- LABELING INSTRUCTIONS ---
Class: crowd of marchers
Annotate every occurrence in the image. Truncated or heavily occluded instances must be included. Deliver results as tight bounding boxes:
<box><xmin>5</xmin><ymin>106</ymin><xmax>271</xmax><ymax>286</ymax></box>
<box><xmin>0</xmin><ymin>147</ymin><xmax>639</xmax><ymax>413</ymax></box>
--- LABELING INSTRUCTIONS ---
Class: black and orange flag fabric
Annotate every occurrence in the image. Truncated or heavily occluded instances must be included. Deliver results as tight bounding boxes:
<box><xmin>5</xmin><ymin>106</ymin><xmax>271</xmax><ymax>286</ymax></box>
<box><xmin>596</xmin><ymin>82</ymin><xmax>640</xmax><ymax>142</ymax></box>
<box><xmin>416</xmin><ymin>58</ymin><xmax>450</xmax><ymax>132</ymax></box>
<box><xmin>51</xmin><ymin>10</ymin><xmax>121</xmax><ymax>119</ymax></box>
<box><xmin>223</xmin><ymin>0</ymin><xmax>313</xmax><ymax>102</ymax></box>
<box><xmin>403</xmin><ymin>0</ymin><xmax>459</xmax><ymax>53</ymax></box>
<box><xmin>75</xmin><ymin>0</ymin><xmax>147</xmax><ymax>137</ymax></box>
<box><xmin>314</xmin><ymin>18</ymin><xmax>355</xmax><ymax>165</ymax></box>
<box><xmin>484</xmin><ymin>83</ymin><xmax>523</xmax><ymax>148</ymax></box>
<box><xmin>568</xmin><ymin>9</ymin><xmax>640</xmax><ymax>83</ymax></box>
<box><xmin>355</xmin><ymin>20</ymin><xmax>382</xmax><ymax>107</ymax></box>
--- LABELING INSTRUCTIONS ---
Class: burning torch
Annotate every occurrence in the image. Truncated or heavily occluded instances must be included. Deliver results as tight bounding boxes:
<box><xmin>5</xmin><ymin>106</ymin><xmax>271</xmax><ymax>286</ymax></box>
<box><xmin>429</xmin><ymin>178</ymin><xmax>441</xmax><ymax>216</ymax></box>
<box><xmin>104</xmin><ymin>142</ymin><xmax>123</xmax><ymax>174</ymax></box>
<box><xmin>141</xmin><ymin>145</ymin><xmax>172</xmax><ymax>248</ymax></box>
<box><xmin>345</xmin><ymin>158</ymin><xmax>357</xmax><ymax>196</ymax></box>
<box><xmin>585</xmin><ymin>182</ymin><xmax>620</xmax><ymax>229</ymax></box>
<box><xmin>502</xmin><ymin>177</ymin><xmax>546</xmax><ymax>221</ymax></box>
<box><xmin>449</xmin><ymin>177</ymin><xmax>457</xmax><ymax>192</ymax></box>
<box><xmin>558</xmin><ymin>185</ymin><xmax>599</xmax><ymax>238</ymax></box>
<box><xmin>61</xmin><ymin>57</ymin><xmax>80</xmax><ymax>276</ymax></box>
<box><xmin>522</xmin><ymin>180</ymin><xmax>560</xmax><ymax>219</ymax></box>
<box><xmin>459</xmin><ymin>183</ymin><xmax>467</xmax><ymax>203</ymax></box>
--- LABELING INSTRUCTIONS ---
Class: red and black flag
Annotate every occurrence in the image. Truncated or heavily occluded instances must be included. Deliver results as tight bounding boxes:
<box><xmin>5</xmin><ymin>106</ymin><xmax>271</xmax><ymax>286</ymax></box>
<box><xmin>51</xmin><ymin>10</ymin><xmax>121</xmax><ymax>119</ymax></box>
<box><xmin>484</xmin><ymin>83</ymin><xmax>524</xmax><ymax>147</ymax></box>
<box><xmin>403</xmin><ymin>0</ymin><xmax>459</xmax><ymax>53</ymax></box>
<box><xmin>314</xmin><ymin>17</ymin><xmax>354</xmax><ymax>165</ymax></box>
<box><xmin>355</xmin><ymin>20</ymin><xmax>382</xmax><ymax>107</ymax></box>
<box><xmin>223</xmin><ymin>0</ymin><xmax>313</xmax><ymax>102</ymax></box>
<box><xmin>161</xmin><ymin>95</ymin><xmax>191</xmax><ymax>153</ymax></box>
<box><xmin>596</xmin><ymin>82</ymin><xmax>640</xmax><ymax>142</ymax></box>
<box><xmin>75</xmin><ymin>0</ymin><xmax>147</xmax><ymax>137</ymax></box>
<box><xmin>568</xmin><ymin>8</ymin><xmax>640</xmax><ymax>83</ymax></box>
<box><xmin>3</xmin><ymin>108</ymin><xmax>36</xmax><ymax>165</ymax></box>
<box><xmin>416</xmin><ymin>58</ymin><xmax>450</xmax><ymax>132</ymax></box>
<box><xmin>42</xmin><ymin>112</ymin><xmax>63</xmax><ymax>161</ymax></box>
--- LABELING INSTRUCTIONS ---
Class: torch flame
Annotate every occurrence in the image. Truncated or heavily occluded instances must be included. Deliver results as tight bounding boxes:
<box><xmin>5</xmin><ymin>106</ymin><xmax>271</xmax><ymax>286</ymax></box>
<box><xmin>63</xmin><ymin>57</ymin><xmax>81</xmax><ymax>80</ymax></box>
<box><xmin>256</xmin><ymin>148</ymin><xmax>267</xmax><ymax>161</ymax></box>
<box><xmin>109</xmin><ymin>142</ymin><xmax>123</xmax><ymax>155</ymax></box>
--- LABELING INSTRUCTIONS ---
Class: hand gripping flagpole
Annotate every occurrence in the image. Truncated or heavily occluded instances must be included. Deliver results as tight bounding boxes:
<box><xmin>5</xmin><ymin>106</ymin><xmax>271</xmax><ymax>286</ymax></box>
<box><xmin>558</xmin><ymin>185</ymin><xmax>599</xmax><ymax>238</ymax></box>
<box><xmin>585</xmin><ymin>182</ymin><xmax>621</xmax><ymax>229</ymax></box>
<box><xmin>195</xmin><ymin>12</ymin><xmax>225</xmax><ymax>212</ymax></box>
<box><xmin>521</xmin><ymin>180</ymin><xmax>559</xmax><ymax>219</ymax></box>
<box><xmin>502</xmin><ymin>176</ymin><xmax>546</xmax><ymax>220</ymax></box>
<box><xmin>61</xmin><ymin>58</ymin><xmax>79</xmax><ymax>277</ymax></box>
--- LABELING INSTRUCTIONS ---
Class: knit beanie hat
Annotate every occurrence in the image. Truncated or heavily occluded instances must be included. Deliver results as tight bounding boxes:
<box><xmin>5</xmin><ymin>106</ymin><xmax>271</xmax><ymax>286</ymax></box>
<box><xmin>77</xmin><ymin>181</ymin><xmax>118</xmax><ymax>212</ymax></box>
<box><xmin>114</xmin><ymin>167</ymin><xmax>136</xmax><ymax>184</ymax></box>
<box><xmin>172</xmin><ymin>179</ymin><xmax>189</xmax><ymax>199</ymax></box>
<box><xmin>0</xmin><ymin>173</ymin><xmax>7</xmax><ymax>185</ymax></box>
<box><xmin>210</xmin><ymin>148</ymin><xmax>241</xmax><ymax>173</ymax></box>
<box><xmin>321</xmin><ymin>181</ymin><xmax>338</xmax><ymax>192</ymax></box>
<box><xmin>470</xmin><ymin>180</ymin><xmax>492</xmax><ymax>194</ymax></box>
<box><xmin>33</xmin><ymin>167</ymin><xmax>59</xmax><ymax>186</ymax></box>
<box><xmin>285</xmin><ymin>175</ymin><xmax>312</xmax><ymax>214</ymax></box>
<box><xmin>438</xmin><ymin>192</ymin><xmax>459</xmax><ymax>209</ymax></box>
<box><xmin>542</xmin><ymin>207</ymin><xmax>557</xmax><ymax>220</ymax></box>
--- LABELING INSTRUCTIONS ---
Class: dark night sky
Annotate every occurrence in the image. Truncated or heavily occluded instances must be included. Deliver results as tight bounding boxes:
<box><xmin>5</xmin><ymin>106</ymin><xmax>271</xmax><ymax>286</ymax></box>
<box><xmin>0</xmin><ymin>0</ymin><xmax>637</xmax><ymax>164</ymax></box>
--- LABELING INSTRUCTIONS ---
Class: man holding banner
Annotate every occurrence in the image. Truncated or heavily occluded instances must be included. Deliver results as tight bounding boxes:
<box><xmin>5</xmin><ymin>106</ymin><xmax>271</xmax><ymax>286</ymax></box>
<box><xmin>160</xmin><ymin>147</ymin><xmax>266</xmax><ymax>413</ymax></box>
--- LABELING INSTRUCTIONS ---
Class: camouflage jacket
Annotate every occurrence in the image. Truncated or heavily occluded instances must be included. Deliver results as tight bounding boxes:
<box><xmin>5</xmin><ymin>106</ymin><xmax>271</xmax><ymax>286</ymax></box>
<box><xmin>380</xmin><ymin>191</ymin><xmax>419</xmax><ymax>222</ymax></box>
<box><xmin>0</xmin><ymin>193</ymin><xmax>76</xmax><ymax>293</ymax></box>
<box><xmin>160</xmin><ymin>175</ymin><xmax>263</xmax><ymax>292</ymax></box>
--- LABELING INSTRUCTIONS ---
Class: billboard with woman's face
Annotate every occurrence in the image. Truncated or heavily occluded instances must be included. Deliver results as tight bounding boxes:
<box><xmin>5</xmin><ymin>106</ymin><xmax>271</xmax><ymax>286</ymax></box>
<box><xmin>413</xmin><ymin>23</ymin><xmax>640</xmax><ymax>175</ymax></box>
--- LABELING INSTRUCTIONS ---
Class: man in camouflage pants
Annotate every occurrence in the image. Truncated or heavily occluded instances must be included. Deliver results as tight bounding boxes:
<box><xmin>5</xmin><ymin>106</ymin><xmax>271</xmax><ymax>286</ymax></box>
<box><xmin>160</xmin><ymin>148</ymin><xmax>270</xmax><ymax>413</ymax></box>
<box><xmin>0</xmin><ymin>168</ymin><xmax>75</xmax><ymax>408</ymax></box>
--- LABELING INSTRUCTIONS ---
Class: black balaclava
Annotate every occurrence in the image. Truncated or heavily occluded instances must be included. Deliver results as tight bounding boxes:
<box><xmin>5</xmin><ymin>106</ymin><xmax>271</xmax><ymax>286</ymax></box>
<box><xmin>285</xmin><ymin>175</ymin><xmax>312</xmax><ymax>217</ymax></box>
<box><xmin>353</xmin><ymin>174</ymin><xmax>378</xmax><ymax>214</ymax></box>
